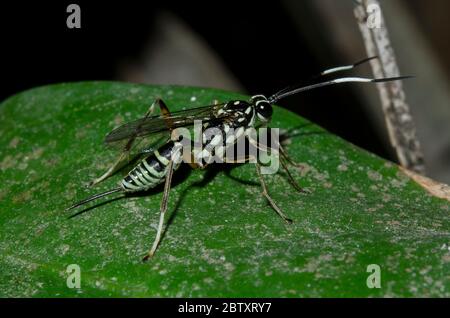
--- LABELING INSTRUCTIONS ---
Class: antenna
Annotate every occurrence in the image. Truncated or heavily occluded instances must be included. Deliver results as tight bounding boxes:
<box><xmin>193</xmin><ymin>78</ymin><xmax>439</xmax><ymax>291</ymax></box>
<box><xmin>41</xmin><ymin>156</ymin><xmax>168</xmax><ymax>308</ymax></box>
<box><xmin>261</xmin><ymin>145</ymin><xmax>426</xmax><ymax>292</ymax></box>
<box><xmin>268</xmin><ymin>75</ymin><xmax>413</xmax><ymax>104</ymax></box>
<box><xmin>320</xmin><ymin>56</ymin><xmax>378</xmax><ymax>76</ymax></box>
<box><xmin>272</xmin><ymin>56</ymin><xmax>379</xmax><ymax>100</ymax></box>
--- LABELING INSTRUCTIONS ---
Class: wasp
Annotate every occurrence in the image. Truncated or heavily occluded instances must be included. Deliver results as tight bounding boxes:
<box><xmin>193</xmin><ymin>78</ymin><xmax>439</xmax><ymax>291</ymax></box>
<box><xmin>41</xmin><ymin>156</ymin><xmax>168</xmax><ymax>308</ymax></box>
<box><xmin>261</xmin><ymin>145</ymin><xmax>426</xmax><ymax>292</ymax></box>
<box><xmin>67</xmin><ymin>57</ymin><xmax>410</xmax><ymax>260</ymax></box>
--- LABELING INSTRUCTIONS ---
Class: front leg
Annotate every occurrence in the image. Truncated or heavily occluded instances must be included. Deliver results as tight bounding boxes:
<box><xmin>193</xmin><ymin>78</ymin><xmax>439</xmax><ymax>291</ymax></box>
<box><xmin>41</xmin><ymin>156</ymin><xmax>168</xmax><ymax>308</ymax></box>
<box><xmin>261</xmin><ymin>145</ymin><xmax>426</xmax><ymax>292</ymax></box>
<box><xmin>246</xmin><ymin>134</ymin><xmax>307</xmax><ymax>194</ymax></box>
<box><xmin>255</xmin><ymin>162</ymin><xmax>293</xmax><ymax>224</ymax></box>
<box><xmin>211</xmin><ymin>140</ymin><xmax>294</xmax><ymax>224</ymax></box>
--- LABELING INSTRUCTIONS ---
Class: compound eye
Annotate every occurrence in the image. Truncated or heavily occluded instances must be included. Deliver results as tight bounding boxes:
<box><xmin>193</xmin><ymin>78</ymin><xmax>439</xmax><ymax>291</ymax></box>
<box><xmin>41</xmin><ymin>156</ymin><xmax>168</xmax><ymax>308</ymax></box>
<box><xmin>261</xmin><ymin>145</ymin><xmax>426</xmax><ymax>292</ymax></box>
<box><xmin>257</xmin><ymin>102</ymin><xmax>273</xmax><ymax>119</ymax></box>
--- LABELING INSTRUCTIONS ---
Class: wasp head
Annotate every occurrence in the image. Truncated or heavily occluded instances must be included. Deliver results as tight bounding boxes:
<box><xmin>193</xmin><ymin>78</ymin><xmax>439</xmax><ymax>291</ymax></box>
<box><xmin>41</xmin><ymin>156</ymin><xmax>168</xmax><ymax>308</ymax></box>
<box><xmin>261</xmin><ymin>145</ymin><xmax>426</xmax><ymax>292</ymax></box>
<box><xmin>250</xmin><ymin>95</ymin><xmax>273</xmax><ymax>122</ymax></box>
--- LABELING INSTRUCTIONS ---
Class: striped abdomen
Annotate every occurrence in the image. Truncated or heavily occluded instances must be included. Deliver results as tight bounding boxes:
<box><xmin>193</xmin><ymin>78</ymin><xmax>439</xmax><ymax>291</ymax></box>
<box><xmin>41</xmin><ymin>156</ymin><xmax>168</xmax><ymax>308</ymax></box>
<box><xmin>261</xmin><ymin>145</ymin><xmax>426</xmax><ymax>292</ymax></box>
<box><xmin>121</xmin><ymin>140</ymin><xmax>182</xmax><ymax>192</ymax></box>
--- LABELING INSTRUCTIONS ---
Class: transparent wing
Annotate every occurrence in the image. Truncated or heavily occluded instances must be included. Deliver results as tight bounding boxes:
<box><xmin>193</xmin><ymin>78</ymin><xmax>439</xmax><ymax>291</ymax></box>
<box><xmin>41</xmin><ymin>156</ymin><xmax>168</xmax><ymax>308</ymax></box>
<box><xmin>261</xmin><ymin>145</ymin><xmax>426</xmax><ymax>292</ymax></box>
<box><xmin>104</xmin><ymin>103</ymin><xmax>228</xmax><ymax>145</ymax></box>
<box><xmin>105</xmin><ymin>130</ymin><xmax>170</xmax><ymax>157</ymax></box>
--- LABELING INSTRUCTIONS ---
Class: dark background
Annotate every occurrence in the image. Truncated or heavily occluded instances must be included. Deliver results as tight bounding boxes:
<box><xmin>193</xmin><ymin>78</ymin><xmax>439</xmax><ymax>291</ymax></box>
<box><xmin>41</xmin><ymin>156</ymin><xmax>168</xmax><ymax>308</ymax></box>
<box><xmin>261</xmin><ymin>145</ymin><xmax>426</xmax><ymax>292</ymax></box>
<box><xmin>1</xmin><ymin>1</ymin><xmax>449</xmax><ymax>181</ymax></box>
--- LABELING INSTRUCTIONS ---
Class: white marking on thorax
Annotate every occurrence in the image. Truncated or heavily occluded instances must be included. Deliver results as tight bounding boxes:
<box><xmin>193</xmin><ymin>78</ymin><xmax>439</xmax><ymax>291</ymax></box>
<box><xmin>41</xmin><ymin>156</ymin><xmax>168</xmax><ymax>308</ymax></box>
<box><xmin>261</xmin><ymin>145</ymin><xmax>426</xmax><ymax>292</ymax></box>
<box><xmin>249</xmin><ymin>113</ymin><xmax>255</xmax><ymax>126</ymax></box>
<box><xmin>215</xmin><ymin>145</ymin><xmax>225</xmax><ymax>158</ymax></box>
<box><xmin>235</xmin><ymin>126</ymin><xmax>244</xmax><ymax>138</ymax></box>
<box><xmin>199</xmin><ymin>148</ymin><xmax>210</xmax><ymax>158</ymax></box>
<box><xmin>226</xmin><ymin>134</ymin><xmax>235</xmax><ymax>144</ymax></box>
<box><xmin>210</xmin><ymin>134</ymin><xmax>223</xmax><ymax>146</ymax></box>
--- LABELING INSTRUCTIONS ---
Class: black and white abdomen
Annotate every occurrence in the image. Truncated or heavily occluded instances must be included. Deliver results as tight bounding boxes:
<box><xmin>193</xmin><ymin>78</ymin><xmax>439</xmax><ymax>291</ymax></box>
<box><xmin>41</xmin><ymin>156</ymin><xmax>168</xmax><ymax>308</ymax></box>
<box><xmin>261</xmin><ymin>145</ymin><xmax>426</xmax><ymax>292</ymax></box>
<box><xmin>121</xmin><ymin>140</ymin><xmax>182</xmax><ymax>192</ymax></box>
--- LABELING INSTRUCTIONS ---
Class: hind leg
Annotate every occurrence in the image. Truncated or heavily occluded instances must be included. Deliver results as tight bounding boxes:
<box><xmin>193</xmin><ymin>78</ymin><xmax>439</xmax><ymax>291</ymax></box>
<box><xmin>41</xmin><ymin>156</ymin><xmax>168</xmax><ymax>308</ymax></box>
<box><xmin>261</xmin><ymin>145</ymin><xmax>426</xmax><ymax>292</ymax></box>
<box><xmin>90</xmin><ymin>99</ymin><xmax>170</xmax><ymax>186</ymax></box>
<box><xmin>142</xmin><ymin>160</ymin><xmax>175</xmax><ymax>261</ymax></box>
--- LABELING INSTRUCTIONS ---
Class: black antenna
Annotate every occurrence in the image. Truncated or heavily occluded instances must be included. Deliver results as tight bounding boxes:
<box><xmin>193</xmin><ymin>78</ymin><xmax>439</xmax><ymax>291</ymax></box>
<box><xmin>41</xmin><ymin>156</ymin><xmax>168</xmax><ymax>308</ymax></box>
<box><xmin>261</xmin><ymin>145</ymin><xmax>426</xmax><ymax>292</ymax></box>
<box><xmin>66</xmin><ymin>187</ymin><xmax>123</xmax><ymax>211</ymax></box>
<box><xmin>319</xmin><ymin>56</ymin><xmax>377</xmax><ymax>76</ymax></box>
<box><xmin>268</xmin><ymin>75</ymin><xmax>413</xmax><ymax>104</ymax></box>
<box><xmin>272</xmin><ymin>56</ymin><xmax>378</xmax><ymax>100</ymax></box>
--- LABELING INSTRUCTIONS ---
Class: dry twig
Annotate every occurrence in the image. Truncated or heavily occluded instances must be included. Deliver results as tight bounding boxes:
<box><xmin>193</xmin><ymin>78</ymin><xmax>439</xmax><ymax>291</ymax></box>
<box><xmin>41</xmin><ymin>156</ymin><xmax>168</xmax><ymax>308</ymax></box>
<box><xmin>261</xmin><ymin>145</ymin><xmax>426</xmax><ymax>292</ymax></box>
<box><xmin>353</xmin><ymin>0</ymin><xmax>425</xmax><ymax>174</ymax></box>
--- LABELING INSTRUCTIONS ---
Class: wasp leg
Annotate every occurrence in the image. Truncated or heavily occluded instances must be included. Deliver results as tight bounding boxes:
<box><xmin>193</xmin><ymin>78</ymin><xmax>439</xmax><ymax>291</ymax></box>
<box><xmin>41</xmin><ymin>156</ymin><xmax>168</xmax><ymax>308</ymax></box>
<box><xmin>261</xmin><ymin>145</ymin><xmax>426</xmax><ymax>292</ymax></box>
<box><xmin>143</xmin><ymin>160</ymin><xmax>175</xmax><ymax>261</ymax></box>
<box><xmin>279</xmin><ymin>156</ymin><xmax>308</xmax><ymax>194</ymax></box>
<box><xmin>266</xmin><ymin>132</ymin><xmax>305</xmax><ymax>169</ymax></box>
<box><xmin>255</xmin><ymin>162</ymin><xmax>293</xmax><ymax>224</ymax></box>
<box><xmin>157</xmin><ymin>98</ymin><xmax>175</xmax><ymax>130</ymax></box>
<box><xmin>278</xmin><ymin>143</ymin><xmax>307</xmax><ymax>170</ymax></box>
<box><xmin>187</xmin><ymin>162</ymin><xmax>210</xmax><ymax>170</ymax></box>
<box><xmin>90</xmin><ymin>99</ymin><xmax>172</xmax><ymax>187</ymax></box>
<box><xmin>222</xmin><ymin>157</ymin><xmax>251</xmax><ymax>164</ymax></box>
<box><xmin>219</xmin><ymin>145</ymin><xmax>293</xmax><ymax>223</ymax></box>
<box><xmin>89</xmin><ymin>152</ymin><xmax>130</xmax><ymax>187</ymax></box>
<box><xmin>247</xmin><ymin>136</ymin><xmax>307</xmax><ymax>194</ymax></box>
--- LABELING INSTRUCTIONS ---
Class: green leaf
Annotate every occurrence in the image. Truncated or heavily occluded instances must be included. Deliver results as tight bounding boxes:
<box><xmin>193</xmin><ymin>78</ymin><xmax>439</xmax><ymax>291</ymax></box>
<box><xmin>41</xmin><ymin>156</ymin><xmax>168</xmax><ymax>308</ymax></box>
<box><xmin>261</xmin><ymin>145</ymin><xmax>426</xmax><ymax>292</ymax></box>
<box><xmin>0</xmin><ymin>82</ymin><xmax>448</xmax><ymax>297</ymax></box>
